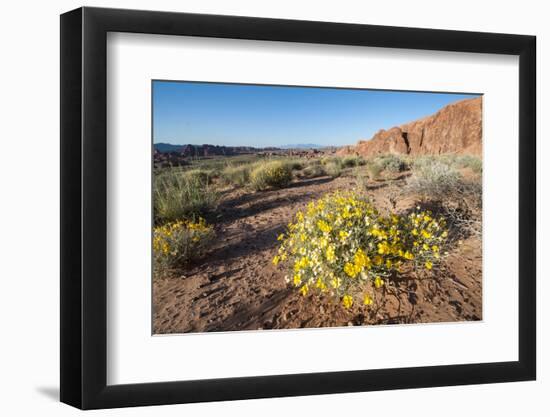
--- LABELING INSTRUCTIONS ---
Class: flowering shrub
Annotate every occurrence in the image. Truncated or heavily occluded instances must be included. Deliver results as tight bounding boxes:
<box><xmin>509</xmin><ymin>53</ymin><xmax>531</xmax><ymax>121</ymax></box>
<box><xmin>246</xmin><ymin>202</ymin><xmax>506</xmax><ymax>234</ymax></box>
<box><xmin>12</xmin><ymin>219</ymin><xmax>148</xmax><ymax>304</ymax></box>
<box><xmin>153</xmin><ymin>218</ymin><xmax>214</xmax><ymax>275</ymax></box>
<box><xmin>250</xmin><ymin>161</ymin><xmax>293</xmax><ymax>190</ymax></box>
<box><xmin>272</xmin><ymin>192</ymin><xmax>447</xmax><ymax>309</ymax></box>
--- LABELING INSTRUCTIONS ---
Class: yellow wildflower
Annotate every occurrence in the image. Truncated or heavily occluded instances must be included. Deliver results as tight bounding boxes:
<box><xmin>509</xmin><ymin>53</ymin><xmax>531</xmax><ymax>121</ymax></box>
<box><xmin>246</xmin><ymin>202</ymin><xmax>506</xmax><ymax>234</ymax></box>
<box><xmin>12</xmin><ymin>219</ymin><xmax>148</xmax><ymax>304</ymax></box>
<box><xmin>374</xmin><ymin>276</ymin><xmax>385</xmax><ymax>289</ymax></box>
<box><xmin>317</xmin><ymin>220</ymin><xmax>332</xmax><ymax>233</ymax></box>
<box><xmin>342</xmin><ymin>295</ymin><xmax>353</xmax><ymax>309</ymax></box>
<box><xmin>344</xmin><ymin>262</ymin><xmax>361</xmax><ymax>278</ymax></box>
<box><xmin>363</xmin><ymin>294</ymin><xmax>374</xmax><ymax>306</ymax></box>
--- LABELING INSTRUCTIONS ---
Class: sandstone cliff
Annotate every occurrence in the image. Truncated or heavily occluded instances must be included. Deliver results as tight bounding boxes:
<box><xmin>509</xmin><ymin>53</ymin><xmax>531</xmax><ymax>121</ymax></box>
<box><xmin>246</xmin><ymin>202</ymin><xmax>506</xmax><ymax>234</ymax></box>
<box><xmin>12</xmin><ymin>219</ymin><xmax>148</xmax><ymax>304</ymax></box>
<box><xmin>338</xmin><ymin>96</ymin><xmax>482</xmax><ymax>157</ymax></box>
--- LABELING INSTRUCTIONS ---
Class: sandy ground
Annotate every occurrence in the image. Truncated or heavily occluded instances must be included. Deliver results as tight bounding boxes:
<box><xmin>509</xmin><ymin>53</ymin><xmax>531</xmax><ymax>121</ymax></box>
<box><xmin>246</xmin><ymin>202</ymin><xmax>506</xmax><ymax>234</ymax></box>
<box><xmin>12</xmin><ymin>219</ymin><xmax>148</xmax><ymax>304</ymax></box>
<box><xmin>153</xmin><ymin>172</ymin><xmax>482</xmax><ymax>334</ymax></box>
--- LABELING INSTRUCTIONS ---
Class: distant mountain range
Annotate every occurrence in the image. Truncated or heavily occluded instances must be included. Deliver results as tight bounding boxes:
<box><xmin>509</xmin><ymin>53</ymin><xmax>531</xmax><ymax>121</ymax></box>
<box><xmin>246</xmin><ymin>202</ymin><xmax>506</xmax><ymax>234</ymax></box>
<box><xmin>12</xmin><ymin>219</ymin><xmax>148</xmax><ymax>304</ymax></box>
<box><xmin>280</xmin><ymin>144</ymin><xmax>324</xmax><ymax>149</ymax></box>
<box><xmin>154</xmin><ymin>143</ymin><xmax>280</xmax><ymax>157</ymax></box>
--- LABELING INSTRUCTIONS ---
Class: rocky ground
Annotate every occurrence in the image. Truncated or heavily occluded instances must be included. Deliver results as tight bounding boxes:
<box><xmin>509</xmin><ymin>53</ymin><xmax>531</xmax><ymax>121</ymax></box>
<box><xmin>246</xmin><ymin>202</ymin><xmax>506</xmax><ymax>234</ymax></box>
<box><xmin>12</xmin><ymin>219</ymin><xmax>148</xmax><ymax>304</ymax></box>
<box><xmin>153</xmin><ymin>171</ymin><xmax>482</xmax><ymax>334</ymax></box>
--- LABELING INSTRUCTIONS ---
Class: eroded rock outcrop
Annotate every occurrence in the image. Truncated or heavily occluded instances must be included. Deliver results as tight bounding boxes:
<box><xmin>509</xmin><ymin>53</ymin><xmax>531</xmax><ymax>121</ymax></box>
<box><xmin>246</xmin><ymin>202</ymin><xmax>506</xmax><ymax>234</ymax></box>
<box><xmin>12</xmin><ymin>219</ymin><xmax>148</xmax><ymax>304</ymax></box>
<box><xmin>338</xmin><ymin>97</ymin><xmax>482</xmax><ymax>157</ymax></box>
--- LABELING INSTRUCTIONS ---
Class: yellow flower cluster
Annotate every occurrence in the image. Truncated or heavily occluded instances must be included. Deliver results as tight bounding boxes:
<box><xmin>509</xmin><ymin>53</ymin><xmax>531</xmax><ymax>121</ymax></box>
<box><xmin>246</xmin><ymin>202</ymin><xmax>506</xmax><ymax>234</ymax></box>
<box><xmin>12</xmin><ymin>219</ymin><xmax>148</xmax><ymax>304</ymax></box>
<box><xmin>273</xmin><ymin>192</ymin><xmax>447</xmax><ymax>309</ymax></box>
<box><xmin>153</xmin><ymin>217</ymin><xmax>214</xmax><ymax>273</ymax></box>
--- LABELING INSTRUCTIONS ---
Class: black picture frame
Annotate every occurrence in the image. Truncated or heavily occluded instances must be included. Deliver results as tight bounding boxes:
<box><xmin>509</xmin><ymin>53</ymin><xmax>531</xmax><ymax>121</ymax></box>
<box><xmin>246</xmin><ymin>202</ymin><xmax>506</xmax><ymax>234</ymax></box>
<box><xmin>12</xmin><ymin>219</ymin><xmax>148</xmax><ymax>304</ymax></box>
<box><xmin>60</xmin><ymin>6</ymin><xmax>536</xmax><ymax>410</ymax></box>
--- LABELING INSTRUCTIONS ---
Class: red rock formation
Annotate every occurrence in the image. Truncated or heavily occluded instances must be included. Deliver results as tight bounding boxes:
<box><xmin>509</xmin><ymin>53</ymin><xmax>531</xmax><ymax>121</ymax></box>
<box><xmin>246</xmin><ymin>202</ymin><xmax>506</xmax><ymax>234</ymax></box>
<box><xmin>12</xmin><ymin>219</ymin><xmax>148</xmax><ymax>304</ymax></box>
<box><xmin>338</xmin><ymin>97</ymin><xmax>482</xmax><ymax>157</ymax></box>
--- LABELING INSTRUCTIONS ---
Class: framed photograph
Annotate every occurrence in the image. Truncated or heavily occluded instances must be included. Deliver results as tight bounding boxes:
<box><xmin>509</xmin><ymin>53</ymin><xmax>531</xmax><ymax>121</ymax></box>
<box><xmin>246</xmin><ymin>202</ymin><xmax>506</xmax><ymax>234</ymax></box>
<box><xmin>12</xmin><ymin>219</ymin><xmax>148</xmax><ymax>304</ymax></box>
<box><xmin>60</xmin><ymin>6</ymin><xmax>536</xmax><ymax>409</ymax></box>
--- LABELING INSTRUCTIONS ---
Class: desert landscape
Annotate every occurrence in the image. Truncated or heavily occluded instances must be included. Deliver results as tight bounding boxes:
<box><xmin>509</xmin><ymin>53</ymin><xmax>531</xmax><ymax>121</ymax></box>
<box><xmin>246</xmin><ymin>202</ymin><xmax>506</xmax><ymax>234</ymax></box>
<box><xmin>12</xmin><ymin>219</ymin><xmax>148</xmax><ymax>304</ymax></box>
<box><xmin>152</xmin><ymin>90</ymin><xmax>482</xmax><ymax>334</ymax></box>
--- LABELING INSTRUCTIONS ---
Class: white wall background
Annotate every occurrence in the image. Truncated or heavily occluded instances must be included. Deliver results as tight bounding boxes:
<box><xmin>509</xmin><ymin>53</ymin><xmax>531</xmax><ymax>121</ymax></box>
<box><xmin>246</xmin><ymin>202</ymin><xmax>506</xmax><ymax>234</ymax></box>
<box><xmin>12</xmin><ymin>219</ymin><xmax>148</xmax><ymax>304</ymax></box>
<box><xmin>0</xmin><ymin>0</ymin><xmax>545</xmax><ymax>415</ymax></box>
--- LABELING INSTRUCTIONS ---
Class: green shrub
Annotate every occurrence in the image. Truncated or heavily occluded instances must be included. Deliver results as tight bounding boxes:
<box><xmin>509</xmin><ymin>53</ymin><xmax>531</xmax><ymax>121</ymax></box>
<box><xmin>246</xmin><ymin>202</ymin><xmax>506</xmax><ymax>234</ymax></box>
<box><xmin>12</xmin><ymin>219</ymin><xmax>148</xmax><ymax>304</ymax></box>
<box><xmin>250</xmin><ymin>161</ymin><xmax>293</xmax><ymax>190</ymax></box>
<box><xmin>154</xmin><ymin>171</ymin><xmax>219</xmax><ymax>224</ymax></box>
<box><xmin>221</xmin><ymin>165</ymin><xmax>250</xmax><ymax>187</ymax></box>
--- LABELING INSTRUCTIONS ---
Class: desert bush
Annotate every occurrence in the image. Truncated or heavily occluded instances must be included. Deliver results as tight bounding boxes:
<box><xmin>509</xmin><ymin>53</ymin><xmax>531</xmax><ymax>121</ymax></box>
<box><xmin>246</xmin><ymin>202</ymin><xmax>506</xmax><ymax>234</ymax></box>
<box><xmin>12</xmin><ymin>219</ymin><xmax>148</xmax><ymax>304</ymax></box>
<box><xmin>366</xmin><ymin>161</ymin><xmax>383</xmax><ymax>180</ymax></box>
<box><xmin>154</xmin><ymin>171</ymin><xmax>219</xmax><ymax>224</ymax></box>
<box><xmin>455</xmin><ymin>155</ymin><xmax>482</xmax><ymax>174</ymax></box>
<box><xmin>153</xmin><ymin>218</ymin><xmax>215</xmax><ymax>275</ymax></box>
<box><xmin>320</xmin><ymin>156</ymin><xmax>343</xmax><ymax>166</ymax></box>
<box><xmin>283</xmin><ymin>159</ymin><xmax>305</xmax><ymax>171</ymax></box>
<box><xmin>376</xmin><ymin>154</ymin><xmax>407</xmax><ymax>172</ymax></box>
<box><xmin>325</xmin><ymin>161</ymin><xmax>343</xmax><ymax>178</ymax></box>
<box><xmin>301</xmin><ymin>164</ymin><xmax>326</xmax><ymax>178</ymax></box>
<box><xmin>410</xmin><ymin>155</ymin><xmax>439</xmax><ymax>170</ymax></box>
<box><xmin>406</xmin><ymin>160</ymin><xmax>462</xmax><ymax>198</ymax></box>
<box><xmin>406</xmin><ymin>159</ymin><xmax>482</xmax><ymax>237</ymax></box>
<box><xmin>341</xmin><ymin>155</ymin><xmax>366</xmax><ymax>168</ymax></box>
<box><xmin>273</xmin><ymin>191</ymin><xmax>448</xmax><ymax>309</ymax></box>
<box><xmin>221</xmin><ymin>165</ymin><xmax>250</xmax><ymax>187</ymax></box>
<box><xmin>250</xmin><ymin>160</ymin><xmax>293</xmax><ymax>190</ymax></box>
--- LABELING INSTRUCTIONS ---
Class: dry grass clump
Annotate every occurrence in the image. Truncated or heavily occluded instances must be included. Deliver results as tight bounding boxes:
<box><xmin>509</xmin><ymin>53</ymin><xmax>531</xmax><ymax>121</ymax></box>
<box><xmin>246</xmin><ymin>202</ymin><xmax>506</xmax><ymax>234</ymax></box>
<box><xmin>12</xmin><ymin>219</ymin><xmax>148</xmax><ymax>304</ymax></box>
<box><xmin>250</xmin><ymin>160</ymin><xmax>293</xmax><ymax>190</ymax></box>
<box><xmin>300</xmin><ymin>164</ymin><xmax>326</xmax><ymax>179</ymax></box>
<box><xmin>325</xmin><ymin>161</ymin><xmax>343</xmax><ymax>178</ymax></box>
<box><xmin>154</xmin><ymin>171</ymin><xmax>219</xmax><ymax>224</ymax></box>
<box><xmin>184</xmin><ymin>168</ymin><xmax>214</xmax><ymax>185</ymax></box>
<box><xmin>221</xmin><ymin>165</ymin><xmax>251</xmax><ymax>187</ymax></box>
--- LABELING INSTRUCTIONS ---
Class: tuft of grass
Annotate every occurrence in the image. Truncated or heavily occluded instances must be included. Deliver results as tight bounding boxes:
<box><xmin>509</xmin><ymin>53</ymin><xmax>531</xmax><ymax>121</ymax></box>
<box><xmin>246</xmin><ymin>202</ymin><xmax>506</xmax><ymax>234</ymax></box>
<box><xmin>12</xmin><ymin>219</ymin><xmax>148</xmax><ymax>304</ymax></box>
<box><xmin>183</xmin><ymin>169</ymin><xmax>213</xmax><ymax>185</ymax></box>
<box><xmin>154</xmin><ymin>170</ymin><xmax>219</xmax><ymax>224</ymax></box>
<box><xmin>250</xmin><ymin>160</ymin><xmax>293</xmax><ymax>190</ymax></box>
<box><xmin>221</xmin><ymin>165</ymin><xmax>251</xmax><ymax>187</ymax></box>
<box><xmin>325</xmin><ymin>161</ymin><xmax>343</xmax><ymax>178</ymax></box>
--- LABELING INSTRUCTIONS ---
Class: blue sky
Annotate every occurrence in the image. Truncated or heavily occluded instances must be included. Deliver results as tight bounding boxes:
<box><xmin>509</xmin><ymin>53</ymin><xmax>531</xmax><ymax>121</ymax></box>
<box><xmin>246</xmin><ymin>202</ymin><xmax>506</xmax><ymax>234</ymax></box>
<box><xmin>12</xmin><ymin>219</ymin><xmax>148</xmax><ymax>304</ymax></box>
<box><xmin>153</xmin><ymin>81</ymin><xmax>480</xmax><ymax>147</ymax></box>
